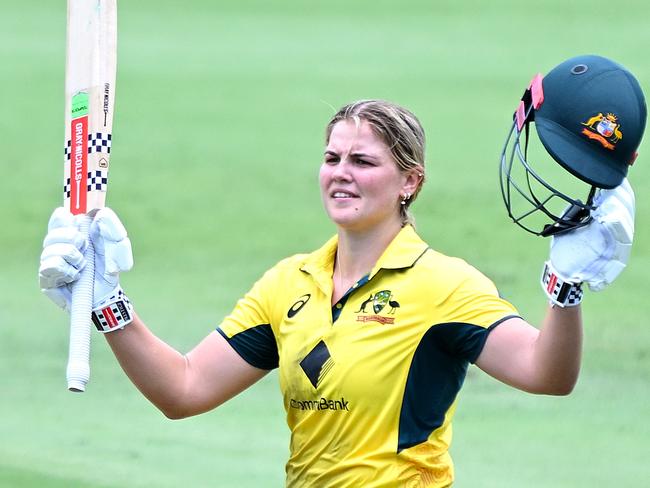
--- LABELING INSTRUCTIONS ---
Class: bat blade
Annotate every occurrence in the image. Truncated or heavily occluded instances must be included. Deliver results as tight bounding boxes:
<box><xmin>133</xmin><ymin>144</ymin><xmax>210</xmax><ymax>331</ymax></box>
<box><xmin>64</xmin><ymin>0</ymin><xmax>117</xmax><ymax>392</ymax></box>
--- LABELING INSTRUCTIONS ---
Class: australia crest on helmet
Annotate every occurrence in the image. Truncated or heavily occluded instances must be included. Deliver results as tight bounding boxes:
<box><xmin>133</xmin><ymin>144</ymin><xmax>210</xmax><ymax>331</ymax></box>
<box><xmin>581</xmin><ymin>112</ymin><xmax>623</xmax><ymax>150</ymax></box>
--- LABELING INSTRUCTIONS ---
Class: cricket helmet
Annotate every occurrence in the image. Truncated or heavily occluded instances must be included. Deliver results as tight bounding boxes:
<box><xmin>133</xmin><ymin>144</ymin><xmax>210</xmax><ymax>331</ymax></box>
<box><xmin>500</xmin><ymin>54</ymin><xmax>647</xmax><ymax>236</ymax></box>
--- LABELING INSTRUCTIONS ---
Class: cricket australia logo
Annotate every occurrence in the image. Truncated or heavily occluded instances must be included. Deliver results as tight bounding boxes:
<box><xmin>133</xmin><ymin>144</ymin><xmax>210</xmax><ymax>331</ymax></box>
<box><xmin>355</xmin><ymin>290</ymin><xmax>400</xmax><ymax>325</ymax></box>
<box><xmin>581</xmin><ymin>112</ymin><xmax>622</xmax><ymax>150</ymax></box>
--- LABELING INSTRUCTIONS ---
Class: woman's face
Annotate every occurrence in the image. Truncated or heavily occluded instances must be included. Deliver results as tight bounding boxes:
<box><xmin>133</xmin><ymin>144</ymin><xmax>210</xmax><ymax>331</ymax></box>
<box><xmin>320</xmin><ymin>119</ymin><xmax>411</xmax><ymax>232</ymax></box>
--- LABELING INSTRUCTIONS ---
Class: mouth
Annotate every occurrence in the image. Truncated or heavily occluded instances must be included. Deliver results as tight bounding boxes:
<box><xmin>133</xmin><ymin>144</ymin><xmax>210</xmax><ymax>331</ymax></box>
<box><xmin>331</xmin><ymin>190</ymin><xmax>359</xmax><ymax>199</ymax></box>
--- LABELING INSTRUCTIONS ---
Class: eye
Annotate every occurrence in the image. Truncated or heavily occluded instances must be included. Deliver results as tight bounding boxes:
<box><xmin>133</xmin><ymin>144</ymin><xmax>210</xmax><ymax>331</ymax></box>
<box><xmin>355</xmin><ymin>158</ymin><xmax>374</xmax><ymax>166</ymax></box>
<box><xmin>324</xmin><ymin>154</ymin><xmax>339</xmax><ymax>165</ymax></box>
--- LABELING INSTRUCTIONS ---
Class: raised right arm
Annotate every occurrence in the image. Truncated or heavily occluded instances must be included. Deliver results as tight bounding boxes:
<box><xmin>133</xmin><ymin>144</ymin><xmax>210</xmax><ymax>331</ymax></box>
<box><xmin>39</xmin><ymin>207</ymin><xmax>267</xmax><ymax>418</ymax></box>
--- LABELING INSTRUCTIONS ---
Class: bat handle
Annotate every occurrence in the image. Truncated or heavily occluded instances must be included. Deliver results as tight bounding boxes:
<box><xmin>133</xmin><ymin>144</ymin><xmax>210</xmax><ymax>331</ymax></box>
<box><xmin>67</xmin><ymin>213</ymin><xmax>95</xmax><ymax>392</ymax></box>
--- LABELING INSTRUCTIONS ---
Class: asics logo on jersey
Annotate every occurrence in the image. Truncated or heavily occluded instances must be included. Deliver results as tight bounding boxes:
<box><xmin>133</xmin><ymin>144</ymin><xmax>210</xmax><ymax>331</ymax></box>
<box><xmin>287</xmin><ymin>293</ymin><xmax>311</xmax><ymax>318</ymax></box>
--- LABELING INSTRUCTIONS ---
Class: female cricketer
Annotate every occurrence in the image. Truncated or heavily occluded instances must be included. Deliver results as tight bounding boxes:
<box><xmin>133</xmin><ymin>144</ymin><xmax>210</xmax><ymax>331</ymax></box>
<box><xmin>39</xmin><ymin>55</ymin><xmax>644</xmax><ymax>487</ymax></box>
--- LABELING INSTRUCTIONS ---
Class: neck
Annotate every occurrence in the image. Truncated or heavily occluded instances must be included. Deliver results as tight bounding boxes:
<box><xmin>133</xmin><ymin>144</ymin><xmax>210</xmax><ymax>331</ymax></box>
<box><xmin>332</xmin><ymin>218</ymin><xmax>403</xmax><ymax>302</ymax></box>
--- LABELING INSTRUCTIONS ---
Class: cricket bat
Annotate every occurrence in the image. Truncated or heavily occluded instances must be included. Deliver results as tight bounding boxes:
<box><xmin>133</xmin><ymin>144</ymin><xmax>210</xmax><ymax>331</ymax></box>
<box><xmin>64</xmin><ymin>0</ymin><xmax>117</xmax><ymax>392</ymax></box>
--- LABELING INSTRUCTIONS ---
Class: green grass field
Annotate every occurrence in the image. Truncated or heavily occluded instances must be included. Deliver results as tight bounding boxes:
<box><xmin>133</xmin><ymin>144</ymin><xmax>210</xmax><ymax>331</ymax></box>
<box><xmin>2</xmin><ymin>1</ymin><xmax>649</xmax><ymax>486</ymax></box>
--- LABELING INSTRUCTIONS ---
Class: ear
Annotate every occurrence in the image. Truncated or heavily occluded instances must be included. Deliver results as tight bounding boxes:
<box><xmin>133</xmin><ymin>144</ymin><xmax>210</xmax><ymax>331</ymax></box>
<box><xmin>401</xmin><ymin>168</ymin><xmax>423</xmax><ymax>196</ymax></box>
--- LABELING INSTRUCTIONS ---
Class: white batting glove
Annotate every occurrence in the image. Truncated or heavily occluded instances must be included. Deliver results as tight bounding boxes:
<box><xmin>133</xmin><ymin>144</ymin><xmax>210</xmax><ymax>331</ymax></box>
<box><xmin>39</xmin><ymin>207</ymin><xmax>88</xmax><ymax>311</ymax></box>
<box><xmin>89</xmin><ymin>208</ymin><xmax>134</xmax><ymax>304</ymax></box>
<box><xmin>542</xmin><ymin>179</ymin><xmax>635</xmax><ymax>306</ymax></box>
<box><xmin>40</xmin><ymin>207</ymin><xmax>134</xmax><ymax>330</ymax></box>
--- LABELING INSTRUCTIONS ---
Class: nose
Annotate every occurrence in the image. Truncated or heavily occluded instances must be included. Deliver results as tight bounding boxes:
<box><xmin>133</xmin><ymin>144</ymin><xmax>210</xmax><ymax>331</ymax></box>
<box><xmin>331</xmin><ymin>159</ymin><xmax>352</xmax><ymax>182</ymax></box>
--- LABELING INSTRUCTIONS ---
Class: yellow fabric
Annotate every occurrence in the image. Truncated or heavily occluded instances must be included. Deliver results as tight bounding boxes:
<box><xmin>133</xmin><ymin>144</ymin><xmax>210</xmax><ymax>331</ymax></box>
<box><xmin>219</xmin><ymin>226</ymin><xmax>518</xmax><ymax>487</ymax></box>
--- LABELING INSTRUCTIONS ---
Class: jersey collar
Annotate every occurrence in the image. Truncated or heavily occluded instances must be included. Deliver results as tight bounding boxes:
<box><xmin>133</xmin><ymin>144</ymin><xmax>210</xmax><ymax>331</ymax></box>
<box><xmin>300</xmin><ymin>225</ymin><xmax>429</xmax><ymax>289</ymax></box>
<box><xmin>369</xmin><ymin>225</ymin><xmax>429</xmax><ymax>276</ymax></box>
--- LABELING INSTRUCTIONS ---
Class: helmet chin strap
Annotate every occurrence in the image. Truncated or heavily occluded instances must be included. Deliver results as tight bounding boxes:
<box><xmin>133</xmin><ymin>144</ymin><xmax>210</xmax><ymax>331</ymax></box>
<box><xmin>540</xmin><ymin>186</ymin><xmax>597</xmax><ymax>237</ymax></box>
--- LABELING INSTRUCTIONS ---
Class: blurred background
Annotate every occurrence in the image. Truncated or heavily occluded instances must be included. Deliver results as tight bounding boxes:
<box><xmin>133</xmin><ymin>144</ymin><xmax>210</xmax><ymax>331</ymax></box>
<box><xmin>1</xmin><ymin>1</ymin><xmax>649</xmax><ymax>486</ymax></box>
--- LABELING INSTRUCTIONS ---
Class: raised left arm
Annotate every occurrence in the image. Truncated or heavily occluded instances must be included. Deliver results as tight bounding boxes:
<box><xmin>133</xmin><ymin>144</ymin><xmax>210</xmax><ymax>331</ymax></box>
<box><xmin>476</xmin><ymin>179</ymin><xmax>634</xmax><ymax>395</ymax></box>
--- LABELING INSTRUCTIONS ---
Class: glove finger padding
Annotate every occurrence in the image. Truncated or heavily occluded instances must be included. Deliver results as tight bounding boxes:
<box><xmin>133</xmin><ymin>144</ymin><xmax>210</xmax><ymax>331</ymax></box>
<box><xmin>593</xmin><ymin>177</ymin><xmax>635</xmax><ymax>220</ymax></box>
<box><xmin>39</xmin><ymin>207</ymin><xmax>87</xmax><ymax>296</ymax></box>
<box><xmin>104</xmin><ymin>238</ymin><xmax>134</xmax><ymax>275</ymax></box>
<box><xmin>593</xmin><ymin>180</ymin><xmax>634</xmax><ymax>248</ymax></box>
<box><xmin>42</xmin><ymin>285</ymin><xmax>73</xmax><ymax>312</ymax></box>
<box><xmin>89</xmin><ymin>208</ymin><xmax>134</xmax><ymax>305</ymax></box>
<box><xmin>43</xmin><ymin>226</ymin><xmax>88</xmax><ymax>252</ymax></box>
<box><xmin>550</xmin><ymin>178</ymin><xmax>635</xmax><ymax>292</ymax></box>
<box><xmin>90</xmin><ymin>208</ymin><xmax>133</xmax><ymax>274</ymax></box>
<box><xmin>40</xmin><ymin>241</ymin><xmax>86</xmax><ymax>267</ymax></box>
<box><xmin>47</xmin><ymin>206</ymin><xmax>76</xmax><ymax>231</ymax></box>
<box><xmin>586</xmin><ymin>182</ymin><xmax>634</xmax><ymax>292</ymax></box>
<box><xmin>39</xmin><ymin>252</ymin><xmax>83</xmax><ymax>288</ymax></box>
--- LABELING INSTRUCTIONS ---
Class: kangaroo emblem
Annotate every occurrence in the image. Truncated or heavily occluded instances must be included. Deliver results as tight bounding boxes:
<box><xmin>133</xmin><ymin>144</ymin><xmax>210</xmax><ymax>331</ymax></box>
<box><xmin>355</xmin><ymin>295</ymin><xmax>373</xmax><ymax>313</ymax></box>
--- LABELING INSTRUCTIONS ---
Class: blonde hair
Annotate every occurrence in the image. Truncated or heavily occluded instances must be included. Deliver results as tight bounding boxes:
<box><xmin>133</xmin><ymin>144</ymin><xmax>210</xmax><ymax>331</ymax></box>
<box><xmin>325</xmin><ymin>100</ymin><xmax>426</xmax><ymax>226</ymax></box>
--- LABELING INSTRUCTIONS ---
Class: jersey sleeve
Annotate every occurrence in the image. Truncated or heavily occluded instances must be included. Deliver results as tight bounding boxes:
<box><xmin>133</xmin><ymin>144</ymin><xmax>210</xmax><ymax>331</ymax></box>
<box><xmin>217</xmin><ymin>266</ymin><xmax>281</xmax><ymax>370</ymax></box>
<box><xmin>435</xmin><ymin>262</ymin><xmax>519</xmax><ymax>363</ymax></box>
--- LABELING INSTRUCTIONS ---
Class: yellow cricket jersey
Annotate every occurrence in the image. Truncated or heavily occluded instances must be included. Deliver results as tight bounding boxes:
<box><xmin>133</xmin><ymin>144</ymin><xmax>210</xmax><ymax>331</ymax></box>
<box><xmin>218</xmin><ymin>225</ymin><xmax>518</xmax><ymax>487</ymax></box>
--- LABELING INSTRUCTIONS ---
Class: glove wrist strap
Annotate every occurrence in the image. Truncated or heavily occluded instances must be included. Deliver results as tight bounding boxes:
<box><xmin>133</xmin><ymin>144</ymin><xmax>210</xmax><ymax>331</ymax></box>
<box><xmin>92</xmin><ymin>286</ymin><xmax>134</xmax><ymax>333</ymax></box>
<box><xmin>541</xmin><ymin>261</ymin><xmax>584</xmax><ymax>308</ymax></box>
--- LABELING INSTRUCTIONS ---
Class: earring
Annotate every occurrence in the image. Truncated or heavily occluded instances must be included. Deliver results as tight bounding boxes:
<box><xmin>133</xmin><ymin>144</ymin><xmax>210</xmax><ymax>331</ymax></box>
<box><xmin>401</xmin><ymin>192</ymin><xmax>411</xmax><ymax>205</ymax></box>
